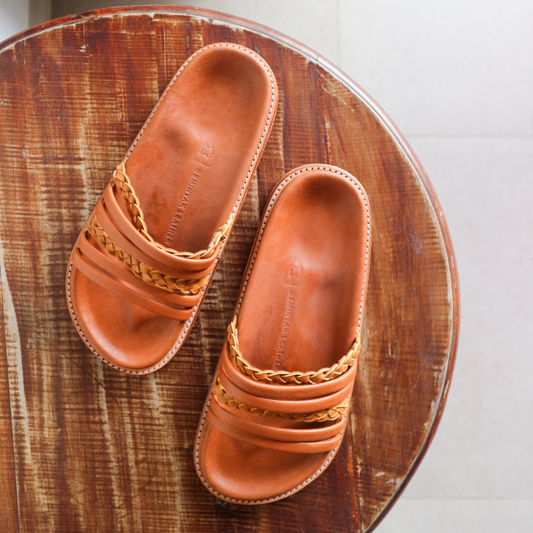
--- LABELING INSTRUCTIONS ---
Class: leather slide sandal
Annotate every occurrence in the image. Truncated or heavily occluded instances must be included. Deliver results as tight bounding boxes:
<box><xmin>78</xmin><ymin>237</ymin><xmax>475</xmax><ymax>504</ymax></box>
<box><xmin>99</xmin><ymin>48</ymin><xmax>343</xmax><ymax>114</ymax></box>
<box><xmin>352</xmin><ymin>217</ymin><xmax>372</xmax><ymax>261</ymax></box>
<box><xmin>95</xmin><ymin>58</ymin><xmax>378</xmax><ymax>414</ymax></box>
<box><xmin>195</xmin><ymin>165</ymin><xmax>372</xmax><ymax>504</ymax></box>
<box><xmin>66</xmin><ymin>43</ymin><xmax>278</xmax><ymax>374</ymax></box>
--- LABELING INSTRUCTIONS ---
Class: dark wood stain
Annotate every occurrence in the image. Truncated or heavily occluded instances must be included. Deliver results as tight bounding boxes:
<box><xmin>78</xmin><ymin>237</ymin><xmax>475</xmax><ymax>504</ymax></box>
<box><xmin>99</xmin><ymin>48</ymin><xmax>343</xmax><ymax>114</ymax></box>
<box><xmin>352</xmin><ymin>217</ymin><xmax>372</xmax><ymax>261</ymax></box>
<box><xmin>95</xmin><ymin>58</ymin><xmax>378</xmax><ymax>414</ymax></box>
<box><xmin>0</xmin><ymin>7</ymin><xmax>459</xmax><ymax>533</ymax></box>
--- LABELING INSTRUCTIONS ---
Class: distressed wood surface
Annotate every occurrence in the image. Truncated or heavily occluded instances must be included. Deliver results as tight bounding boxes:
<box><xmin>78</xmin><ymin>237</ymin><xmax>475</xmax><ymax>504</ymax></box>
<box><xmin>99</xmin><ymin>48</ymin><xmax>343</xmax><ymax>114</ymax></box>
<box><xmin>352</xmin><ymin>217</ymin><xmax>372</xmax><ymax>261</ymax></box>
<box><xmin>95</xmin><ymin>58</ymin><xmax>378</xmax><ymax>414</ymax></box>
<box><xmin>0</xmin><ymin>6</ymin><xmax>459</xmax><ymax>533</ymax></box>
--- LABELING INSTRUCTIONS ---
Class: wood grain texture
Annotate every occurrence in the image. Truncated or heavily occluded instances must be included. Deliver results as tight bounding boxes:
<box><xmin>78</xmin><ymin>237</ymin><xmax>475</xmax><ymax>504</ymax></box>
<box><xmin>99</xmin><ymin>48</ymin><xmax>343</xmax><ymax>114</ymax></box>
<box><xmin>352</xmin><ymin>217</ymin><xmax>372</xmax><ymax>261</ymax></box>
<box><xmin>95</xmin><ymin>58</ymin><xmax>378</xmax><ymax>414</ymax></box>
<box><xmin>0</xmin><ymin>6</ymin><xmax>459</xmax><ymax>532</ymax></box>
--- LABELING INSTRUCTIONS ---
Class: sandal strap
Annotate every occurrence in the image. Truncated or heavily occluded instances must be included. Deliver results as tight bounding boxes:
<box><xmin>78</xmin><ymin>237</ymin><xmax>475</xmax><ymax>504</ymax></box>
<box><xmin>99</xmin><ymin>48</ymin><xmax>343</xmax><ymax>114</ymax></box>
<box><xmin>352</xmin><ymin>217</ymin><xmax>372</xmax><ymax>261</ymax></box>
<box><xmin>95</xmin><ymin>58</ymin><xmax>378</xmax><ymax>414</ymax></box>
<box><xmin>206</xmin><ymin>368</ymin><xmax>351</xmax><ymax>451</ymax></box>
<box><xmin>218</xmin><ymin>366</ymin><xmax>354</xmax><ymax>417</ymax></box>
<box><xmin>87</xmin><ymin>214</ymin><xmax>209</xmax><ymax>295</ymax></box>
<box><xmin>206</xmin><ymin>407</ymin><xmax>345</xmax><ymax>454</ymax></box>
<box><xmin>210</xmin><ymin>397</ymin><xmax>345</xmax><ymax>441</ymax></box>
<box><xmin>78</xmin><ymin>161</ymin><xmax>234</xmax><ymax>300</ymax></box>
<box><xmin>214</xmin><ymin>375</ymin><xmax>350</xmax><ymax>423</ymax></box>
<box><xmin>112</xmin><ymin>163</ymin><xmax>232</xmax><ymax>259</ymax></box>
<box><xmin>204</xmin><ymin>317</ymin><xmax>358</xmax><ymax>451</ymax></box>
<box><xmin>227</xmin><ymin>316</ymin><xmax>361</xmax><ymax>385</ymax></box>
<box><xmin>101</xmin><ymin>183</ymin><xmax>221</xmax><ymax>274</ymax></box>
<box><xmin>78</xmin><ymin>232</ymin><xmax>202</xmax><ymax>308</ymax></box>
<box><xmin>221</xmin><ymin>341</ymin><xmax>359</xmax><ymax>401</ymax></box>
<box><xmin>72</xmin><ymin>248</ymin><xmax>194</xmax><ymax>321</ymax></box>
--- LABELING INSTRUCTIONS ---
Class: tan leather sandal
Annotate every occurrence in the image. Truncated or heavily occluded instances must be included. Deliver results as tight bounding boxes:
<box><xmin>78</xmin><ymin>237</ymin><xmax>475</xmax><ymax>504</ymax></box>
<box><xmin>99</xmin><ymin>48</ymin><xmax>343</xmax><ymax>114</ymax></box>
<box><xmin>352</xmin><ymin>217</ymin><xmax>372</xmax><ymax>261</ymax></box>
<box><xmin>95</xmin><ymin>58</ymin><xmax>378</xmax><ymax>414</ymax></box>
<box><xmin>66</xmin><ymin>43</ymin><xmax>278</xmax><ymax>374</ymax></box>
<box><xmin>195</xmin><ymin>165</ymin><xmax>372</xmax><ymax>503</ymax></box>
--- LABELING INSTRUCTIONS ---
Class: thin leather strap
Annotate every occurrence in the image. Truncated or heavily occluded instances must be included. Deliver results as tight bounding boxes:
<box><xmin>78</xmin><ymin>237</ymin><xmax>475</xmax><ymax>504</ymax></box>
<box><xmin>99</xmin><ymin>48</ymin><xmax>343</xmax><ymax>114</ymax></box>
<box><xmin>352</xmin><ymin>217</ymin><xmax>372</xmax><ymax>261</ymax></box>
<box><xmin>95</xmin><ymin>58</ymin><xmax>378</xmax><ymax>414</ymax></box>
<box><xmin>210</xmin><ymin>395</ymin><xmax>347</xmax><ymax>440</ymax></box>
<box><xmin>78</xmin><ymin>234</ymin><xmax>202</xmax><ymax>308</ymax></box>
<box><xmin>89</xmin><ymin>212</ymin><xmax>209</xmax><ymax>295</ymax></box>
<box><xmin>228</xmin><ymin>317</ymin><xmax>361</xmax><ymax>385</ymax></box>
<box><xmin>111</xmin><ymin>162</ymin><xmax>232</xmax><ymax>259</ymax></box>
<box><xmin>220</xmin><ymin>343</ymin><xmax>359</xmax><ymax>401</ymax></box>
<box><xmin>95</xmin><ymin>200</ymin><xmax>211</xmax><ymax>280</ymax></box>
<box><xmin>72</xmin><ymin>250</ymin><xmax>194</xmax><ymax>321</ymax></box>
<box><xmin>218</xmin><ymin>366</ymin><xmax>354</xmax><ymax>414</ymax></box>
<box><xmin>206</xmin><ymin>409</ymin><xmax>343</xmax><ymax>453</ymax></box>
<box><xmin>102</xmin><ymin>183</ymin><xmax>220</xmax><ymax>274</ymax></box>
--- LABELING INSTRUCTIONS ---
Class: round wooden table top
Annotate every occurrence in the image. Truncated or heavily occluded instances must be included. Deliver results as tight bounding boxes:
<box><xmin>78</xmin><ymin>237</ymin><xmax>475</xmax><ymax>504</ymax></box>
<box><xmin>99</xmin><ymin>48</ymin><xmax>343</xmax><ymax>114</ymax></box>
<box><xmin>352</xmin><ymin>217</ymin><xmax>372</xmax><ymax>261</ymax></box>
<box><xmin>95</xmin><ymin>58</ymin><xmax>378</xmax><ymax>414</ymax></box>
<box><xmin>0</xmin><ymin>6</ymin><xmax>459</xmax><ymax>533</ymax></box>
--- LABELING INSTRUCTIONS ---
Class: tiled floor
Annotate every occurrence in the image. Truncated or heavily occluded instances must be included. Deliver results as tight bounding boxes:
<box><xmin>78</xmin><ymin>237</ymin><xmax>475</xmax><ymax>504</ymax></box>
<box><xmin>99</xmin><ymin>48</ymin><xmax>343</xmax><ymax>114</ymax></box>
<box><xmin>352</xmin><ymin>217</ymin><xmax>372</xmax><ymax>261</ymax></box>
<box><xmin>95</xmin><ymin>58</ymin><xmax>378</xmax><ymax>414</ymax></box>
<box><xmin>401</xmin><ymin>136</ymin><xmax>533</xmax><ymax>502</ymax></box>
<box><xmin>340</xmin><ymin>0</ymin><xmax>533</xmax><ymax>136</ymax></box>
<box><xmin>379</xmin><ymin>500</ymin><xmax>533</xmax><ymax>533</ymax></box>
<box><xmin>1</xmin><ymin>1</ymin><xmax>532</xmax><ymax>531</ymax></box>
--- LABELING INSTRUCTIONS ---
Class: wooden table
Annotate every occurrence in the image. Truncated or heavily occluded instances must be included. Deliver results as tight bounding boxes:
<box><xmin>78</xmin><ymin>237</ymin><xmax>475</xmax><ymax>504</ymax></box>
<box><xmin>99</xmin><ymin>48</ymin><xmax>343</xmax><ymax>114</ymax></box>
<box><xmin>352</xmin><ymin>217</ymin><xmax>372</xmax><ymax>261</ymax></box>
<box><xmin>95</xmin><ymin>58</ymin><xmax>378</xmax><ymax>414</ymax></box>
<box><xmin>0</xmin><ymin>6</ymin><xmax>459</xmax><ymax>532</ymax></box>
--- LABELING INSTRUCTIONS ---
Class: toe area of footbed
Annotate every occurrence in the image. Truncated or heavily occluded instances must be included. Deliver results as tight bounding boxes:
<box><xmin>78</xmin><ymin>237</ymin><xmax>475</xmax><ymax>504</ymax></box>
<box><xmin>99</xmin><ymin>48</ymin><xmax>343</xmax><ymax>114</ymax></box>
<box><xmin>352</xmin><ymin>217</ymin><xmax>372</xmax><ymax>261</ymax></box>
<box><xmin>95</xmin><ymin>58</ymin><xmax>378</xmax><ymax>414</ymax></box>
<box><xmin>67</xmin><ymin>261</ymin><xmax>188</xmax><ymax>371</ymax></box>
<box><xmin>196</xmin><ymin>417</ymin><xmax>334</xmax><ymax>503</ymax></box>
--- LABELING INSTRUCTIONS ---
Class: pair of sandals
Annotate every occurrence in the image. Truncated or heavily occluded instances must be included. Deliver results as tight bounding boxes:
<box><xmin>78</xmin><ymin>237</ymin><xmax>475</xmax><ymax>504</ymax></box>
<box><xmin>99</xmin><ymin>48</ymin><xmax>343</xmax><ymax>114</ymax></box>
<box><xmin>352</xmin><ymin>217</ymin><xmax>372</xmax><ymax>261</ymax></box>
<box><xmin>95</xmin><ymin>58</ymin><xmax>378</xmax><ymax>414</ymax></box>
<box><xmin>66</xmin><ymin>43</ymin><xmax>372</xmax><ymax>505</ymax></box>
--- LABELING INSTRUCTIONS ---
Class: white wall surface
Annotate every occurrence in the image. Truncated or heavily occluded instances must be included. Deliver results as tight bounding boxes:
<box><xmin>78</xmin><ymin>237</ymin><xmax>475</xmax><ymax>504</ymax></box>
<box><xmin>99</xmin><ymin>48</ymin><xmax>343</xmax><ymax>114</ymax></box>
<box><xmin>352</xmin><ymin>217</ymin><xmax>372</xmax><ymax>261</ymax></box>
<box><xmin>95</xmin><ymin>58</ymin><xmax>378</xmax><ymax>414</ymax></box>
<box><xmin>1</xmin><ymin>1</ymin><xmax>532</xmax><ymax>531</ymax></box>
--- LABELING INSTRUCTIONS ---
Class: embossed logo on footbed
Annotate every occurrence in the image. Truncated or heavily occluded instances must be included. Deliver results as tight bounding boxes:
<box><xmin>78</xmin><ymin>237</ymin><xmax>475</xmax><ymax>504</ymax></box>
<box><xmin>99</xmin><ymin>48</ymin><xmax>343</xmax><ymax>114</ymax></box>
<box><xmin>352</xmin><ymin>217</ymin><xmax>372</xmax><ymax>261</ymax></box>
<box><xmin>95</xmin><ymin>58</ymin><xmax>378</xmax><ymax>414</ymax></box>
<box><xmin>165</xmin><ymin>142</ymin><xmax>214</xmax><ymax>245</ymax></box>
<box><xmin>273</xmin><ymin>262</ymin><xmax>302</xmax><ymax>371</ymax></box>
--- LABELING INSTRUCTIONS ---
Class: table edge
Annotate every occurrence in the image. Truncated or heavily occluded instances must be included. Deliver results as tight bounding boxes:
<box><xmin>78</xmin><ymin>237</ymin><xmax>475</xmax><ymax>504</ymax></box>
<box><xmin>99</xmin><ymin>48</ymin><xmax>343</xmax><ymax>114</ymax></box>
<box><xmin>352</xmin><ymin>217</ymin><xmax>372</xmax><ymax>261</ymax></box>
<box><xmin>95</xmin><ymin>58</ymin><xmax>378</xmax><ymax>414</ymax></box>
<box><xmin>0</xmin><ymin>6</ymin><xmax>460</xmax><ymax>531</ymax></box>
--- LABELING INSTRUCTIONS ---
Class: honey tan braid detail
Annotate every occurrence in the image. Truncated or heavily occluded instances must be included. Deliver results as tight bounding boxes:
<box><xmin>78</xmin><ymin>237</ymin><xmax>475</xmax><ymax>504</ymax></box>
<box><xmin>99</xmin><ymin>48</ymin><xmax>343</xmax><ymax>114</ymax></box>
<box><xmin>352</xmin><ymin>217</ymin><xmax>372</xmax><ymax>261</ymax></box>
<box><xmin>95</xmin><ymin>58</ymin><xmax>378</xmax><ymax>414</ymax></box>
<box><xmin>227</xmin><ymin>317</ymin><xmax>361</xmax><ymax>385</ymax></box>
<box><xmin>87</xmin><ymin>215</ymin><xmax>208</xmax><ymax>295</ymax></box>
<box><xmin>112</xmin><ymin>163</ymin><xmax>233</xmax><ymax>259</ymax></box>
<box><xmin>214</xmin><ymin>376</ymin><xmax>350</xmax><ymax>423</ymax></box>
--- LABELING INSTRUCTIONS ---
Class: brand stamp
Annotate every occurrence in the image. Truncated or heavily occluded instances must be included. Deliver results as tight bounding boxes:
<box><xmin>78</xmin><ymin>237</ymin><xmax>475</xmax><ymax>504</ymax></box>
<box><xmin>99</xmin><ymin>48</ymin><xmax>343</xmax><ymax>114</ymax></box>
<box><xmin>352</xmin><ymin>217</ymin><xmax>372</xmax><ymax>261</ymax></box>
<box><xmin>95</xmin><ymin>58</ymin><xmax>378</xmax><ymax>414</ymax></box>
<box><xmin>273</xmin><ymin>262</ymin><xmax>303</xmax><ymax>371</ymax></box>
<box><xmin>165</xmin><ymin>141</ymin><xmax>214</xmax><ymax>244</ymax></box>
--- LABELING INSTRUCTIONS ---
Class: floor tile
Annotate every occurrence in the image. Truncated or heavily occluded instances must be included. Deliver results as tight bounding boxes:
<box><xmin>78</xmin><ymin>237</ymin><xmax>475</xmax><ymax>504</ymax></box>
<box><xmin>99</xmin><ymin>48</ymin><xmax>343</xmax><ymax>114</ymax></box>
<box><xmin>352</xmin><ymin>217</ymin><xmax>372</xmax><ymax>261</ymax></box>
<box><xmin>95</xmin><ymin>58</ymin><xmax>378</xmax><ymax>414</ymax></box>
<box><xmin>0</xmin><ymin>0</ymin><xmax>29</xmax><ymax>43</ymax></box>
<box><xmin>397</xmin><ymin>136</ymin><xmax>533</xmax><ymax>499</ymax></box>
<box><xmin>379</xmin><ymin>500</ymin><xmax>533</xmax><ymax>533</ymax></box>
<box><xmin>339</xmin><ymin>0</ymin><xmax>533</xmax><ymax>136</ymax></box>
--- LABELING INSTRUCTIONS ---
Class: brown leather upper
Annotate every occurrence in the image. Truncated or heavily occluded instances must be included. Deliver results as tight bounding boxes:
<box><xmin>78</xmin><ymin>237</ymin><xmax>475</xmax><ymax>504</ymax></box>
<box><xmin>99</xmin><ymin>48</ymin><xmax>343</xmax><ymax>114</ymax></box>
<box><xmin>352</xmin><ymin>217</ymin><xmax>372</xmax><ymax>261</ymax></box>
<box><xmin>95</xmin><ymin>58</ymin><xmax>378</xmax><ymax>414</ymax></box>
<box><xmin>66</xmin><ymin>43</ymin><xmax>278</xmax><ymax>373</ymax></box>
<box><xmin>195</xmin><ymin>165</ymin><xmax>372</xmax><ymax>504</ymax></box>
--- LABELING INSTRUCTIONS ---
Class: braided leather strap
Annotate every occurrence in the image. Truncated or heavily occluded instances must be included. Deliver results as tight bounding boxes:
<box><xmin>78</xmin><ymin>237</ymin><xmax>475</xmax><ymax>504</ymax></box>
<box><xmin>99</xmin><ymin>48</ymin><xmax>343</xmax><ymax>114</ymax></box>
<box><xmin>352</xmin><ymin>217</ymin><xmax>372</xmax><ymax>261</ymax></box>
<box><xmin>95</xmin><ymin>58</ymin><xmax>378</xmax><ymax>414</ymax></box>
<box><xmin>227</xmin><ymin>317</ymin><xmax>361</xmax><ymax>385</ymax></box>
<box><xmin>214</xmin><ymin>376</ymin><xmax>349</xmax><ymax>423</ymax></box>
<box><xmin>112</xmin><ymin>163</ymin><xmax>233</xmax><ymax>259</ymax></box>
<box><xmin>87</xmin><ymin>215</ymin><xmax>208</xmax><ymax>295</ymax></box>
